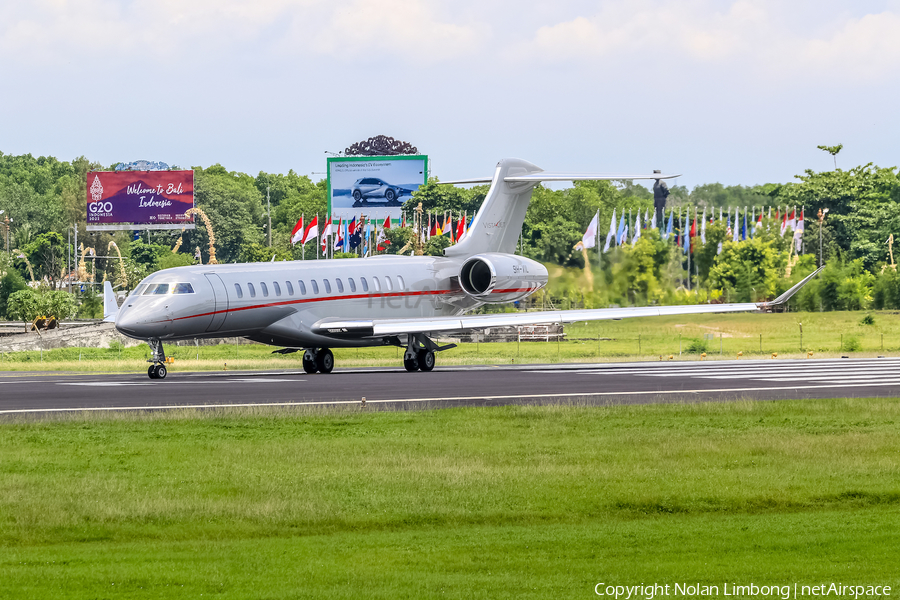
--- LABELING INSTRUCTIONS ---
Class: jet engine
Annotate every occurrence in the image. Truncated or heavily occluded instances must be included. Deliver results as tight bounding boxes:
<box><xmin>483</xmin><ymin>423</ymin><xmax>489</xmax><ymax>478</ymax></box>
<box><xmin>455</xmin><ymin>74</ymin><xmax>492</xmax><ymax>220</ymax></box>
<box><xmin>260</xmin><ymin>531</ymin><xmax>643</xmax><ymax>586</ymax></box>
<box><xmin>458</xmin><ymin>253</ymin><xmax>548</xmax><ymax>304</ymax></box>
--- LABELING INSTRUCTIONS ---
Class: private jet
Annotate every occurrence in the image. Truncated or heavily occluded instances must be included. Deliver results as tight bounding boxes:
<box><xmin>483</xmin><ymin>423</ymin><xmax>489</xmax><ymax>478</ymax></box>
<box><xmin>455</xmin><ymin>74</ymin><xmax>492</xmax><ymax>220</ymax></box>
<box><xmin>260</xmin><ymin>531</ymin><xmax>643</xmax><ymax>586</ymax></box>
<box><xmin>109</xmin><ymin>158</ymin><xmax>820</xmax><ymax>379</ymax></box>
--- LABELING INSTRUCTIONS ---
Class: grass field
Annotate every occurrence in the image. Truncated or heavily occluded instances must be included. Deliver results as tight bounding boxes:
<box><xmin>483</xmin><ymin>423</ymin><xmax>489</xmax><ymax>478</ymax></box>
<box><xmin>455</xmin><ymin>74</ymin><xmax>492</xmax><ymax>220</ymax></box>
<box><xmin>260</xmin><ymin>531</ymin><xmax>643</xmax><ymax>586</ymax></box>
<box><xmin>1</xmin><ymin>310</ymin><xmax>898</xmax><ymax>373</ymax></box>
<box><xmin>1</xmin><ymin>399</ymin><xmax>899</xmax><ymax>598</ymax></box>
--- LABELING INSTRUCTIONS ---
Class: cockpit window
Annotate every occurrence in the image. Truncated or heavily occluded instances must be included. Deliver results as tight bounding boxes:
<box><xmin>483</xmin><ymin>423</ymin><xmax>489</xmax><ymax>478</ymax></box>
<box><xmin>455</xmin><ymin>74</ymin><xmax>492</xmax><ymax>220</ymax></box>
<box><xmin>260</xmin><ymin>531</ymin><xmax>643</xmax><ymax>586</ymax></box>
<box><xmin>145</xmin><ymin>283</ymin><xmax>170</xmax><ymax>295</ymax></box>
<box><xmin>173</xmin><ymin>283</ymin><xmax>195</xmax><ymax>294</ymax></box>
<box><xmin>131</xmin><ymin>284</ymin><xmax>148</xmax><ymax>297</ymax></box>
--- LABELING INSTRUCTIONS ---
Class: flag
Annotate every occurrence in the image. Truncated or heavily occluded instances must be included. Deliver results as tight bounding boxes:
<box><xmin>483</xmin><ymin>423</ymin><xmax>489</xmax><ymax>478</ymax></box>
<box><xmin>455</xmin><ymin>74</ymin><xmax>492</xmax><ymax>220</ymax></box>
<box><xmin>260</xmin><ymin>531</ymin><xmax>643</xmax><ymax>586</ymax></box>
<box><xmin>320</xmin><ymin>216</ymin><xmax>332</xmax><ymax>253</ymax></box>
<box><xmin>456</xmin><ymin>212</ymin><xmax>466</xmax><ymax>241</ymax></box>
<box><xmin>732</xmin><ymin>208</ymin><xmax>739</xmax><ymax>242</ymax></box>
<box><xmin>690</xmin><ymin>212</ymin><xmax>697</xmax><ymax>252</ymax></box>
<box><xmin>603</xmin><ymin>209</ymin><xmax>616</xmax><ymax>252</ymax></box>
<box><xmin>741</xmin><ymin>210</ymin><xmax>747</xmax><ymax>241</ymax></box>
<box><xmin>683</xmin><ymin>214</ymin><xmax>689</xmax><ymax>254</ymax></box>
<box><xmin>787</xmin><ymin>209</ymin><xmax>797</xmax><ymax>231</ymax></box>
<box><xmin>377</xmin><ymin>216</ymin><xmax>391</xmax><ymax>251</ymax></box>
<box><xmin>632</xmin><ymin>212</ymin><xmax>642</xmax><ymax>246</ymax></box>
<box><xmin>290</xmin><ymin>216</ymin><xmax>304</xmax><ymax>246</ymax></box>
<box><xmin>430</xmin><ymin>216</ymin><xmax>440</xmax><ymax>237</ymax></box>
<box><xmin>302</xmin><ymin>215</ymin><xmax>319</xmax><ymax>245</ymax></box>
<box><xmin>333</xmin><ymin>217</ymin><xmax>344</xmax><ymax>251</ymax></box>
<box><xmin>665</xmin><ymin>209</ymin><xmax>673</xmax><ymax>241</ymax></box>
<box><xmin>792</xmin><ymin>208</ymin><xmax>805</xmax><ymax>252</ymax></box>
<box><xmin>582</xmin><ymin>210</ymin><xmax>599</xmax><ymax>249</ymax></box>
<box><xmin>718</xmin><ymin>208</ymin><xmax>723</xmax><ymax>255</ymax></box>
<box><xmin>616</xmin><ymin>213</ymin><xmax>626</xmax><ymax>246</ymax></box>
<box><xmin>780</xmin><ymin>212</ymin><xmax>788</xmax><ymax>236</ymax></box>
<box><xmin>700</xmin><ymin>207</ymin><xmax>707</xmax><ymax>244</ymax></box>
<box><xmin>650</xmin><ymin>207</ymin><xmax>657</xmax><ymax>230</ymax></box>
<box><xmin>753</xmin><ymin>213</ymin><xmax>762</xmax><ymax>237</ymax></box>
<box><xmin>349</xmin><ymin>216</ymin><xmax>362</xmax><ymax>249</ymax></box>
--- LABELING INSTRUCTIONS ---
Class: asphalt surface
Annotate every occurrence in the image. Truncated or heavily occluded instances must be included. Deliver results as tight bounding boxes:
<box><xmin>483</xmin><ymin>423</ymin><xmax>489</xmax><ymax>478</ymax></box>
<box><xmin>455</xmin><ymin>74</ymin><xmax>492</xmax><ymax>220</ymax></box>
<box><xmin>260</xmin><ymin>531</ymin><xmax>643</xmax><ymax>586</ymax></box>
<box><xmin>2</xmin><ymin>357</ymin><xmax>900</xmax><ymax>415</ymax></box>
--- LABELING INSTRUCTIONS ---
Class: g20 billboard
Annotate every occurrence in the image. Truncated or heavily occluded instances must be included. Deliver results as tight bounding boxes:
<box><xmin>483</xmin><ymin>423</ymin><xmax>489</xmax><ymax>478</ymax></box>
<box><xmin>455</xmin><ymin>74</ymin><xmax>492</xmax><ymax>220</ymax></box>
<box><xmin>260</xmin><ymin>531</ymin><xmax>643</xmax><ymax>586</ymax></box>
<box><xmin>86</xmin><ymin>170</ymin><xmax>194</xmax><ymax>227</ymax></box>
<box><xmin>327</xmin><ymin>155</ymin><xmax>427</xmax><ymax>221</ymax></box>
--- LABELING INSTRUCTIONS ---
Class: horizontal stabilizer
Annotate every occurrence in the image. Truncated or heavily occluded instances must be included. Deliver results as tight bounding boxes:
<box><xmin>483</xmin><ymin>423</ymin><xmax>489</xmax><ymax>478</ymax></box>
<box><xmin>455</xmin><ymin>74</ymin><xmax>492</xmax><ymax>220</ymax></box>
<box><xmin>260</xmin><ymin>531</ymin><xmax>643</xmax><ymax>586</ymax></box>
<box><xmin>440</xmin><ymin>172</ymin><xmax>681</xmax><ymax>186</ymax></box>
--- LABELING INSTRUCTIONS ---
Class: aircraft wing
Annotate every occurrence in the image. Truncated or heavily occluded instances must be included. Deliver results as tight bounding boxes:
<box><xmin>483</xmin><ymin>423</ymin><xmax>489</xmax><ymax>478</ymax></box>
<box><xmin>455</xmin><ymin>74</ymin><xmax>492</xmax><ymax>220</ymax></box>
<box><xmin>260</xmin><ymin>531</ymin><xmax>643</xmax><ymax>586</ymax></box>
<box><xmin>312</xmin><ymin>267</ymin><xmax>822</xmax><ymax>339</ymax></box>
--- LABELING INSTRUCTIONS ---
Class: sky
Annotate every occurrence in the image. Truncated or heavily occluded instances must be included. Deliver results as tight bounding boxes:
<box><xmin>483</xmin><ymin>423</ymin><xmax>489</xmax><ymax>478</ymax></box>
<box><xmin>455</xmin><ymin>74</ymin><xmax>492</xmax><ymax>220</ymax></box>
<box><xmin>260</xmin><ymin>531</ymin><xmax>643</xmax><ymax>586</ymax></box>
<box><xmin>3</xmin><ymin>0</ymin><xmax>900</xmax><ymax>189</ymax></box>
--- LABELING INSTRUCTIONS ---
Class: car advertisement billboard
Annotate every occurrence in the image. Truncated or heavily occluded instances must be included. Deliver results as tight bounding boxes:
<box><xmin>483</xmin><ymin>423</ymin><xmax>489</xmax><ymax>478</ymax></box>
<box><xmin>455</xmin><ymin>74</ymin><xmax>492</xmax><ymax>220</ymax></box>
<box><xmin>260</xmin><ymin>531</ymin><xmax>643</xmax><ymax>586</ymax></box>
<box><xmin>86</xmin><ymin>170</ymin><xmax>194</xmax><ymax>227</ymax></box>
<box><xmin>327</xmin><ymin>155</ymin><xmax>427</xmax><ymax>222</ymax></box>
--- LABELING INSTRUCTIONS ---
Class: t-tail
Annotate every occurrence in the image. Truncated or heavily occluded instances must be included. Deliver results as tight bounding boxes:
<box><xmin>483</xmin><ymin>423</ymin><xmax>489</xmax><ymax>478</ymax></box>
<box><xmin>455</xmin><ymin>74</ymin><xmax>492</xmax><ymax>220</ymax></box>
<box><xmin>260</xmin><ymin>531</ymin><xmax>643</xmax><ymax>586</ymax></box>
<box><xmin>442</xmin><ymin>158</ymin><xmax>680</xmax><ymax>258</ymax></box>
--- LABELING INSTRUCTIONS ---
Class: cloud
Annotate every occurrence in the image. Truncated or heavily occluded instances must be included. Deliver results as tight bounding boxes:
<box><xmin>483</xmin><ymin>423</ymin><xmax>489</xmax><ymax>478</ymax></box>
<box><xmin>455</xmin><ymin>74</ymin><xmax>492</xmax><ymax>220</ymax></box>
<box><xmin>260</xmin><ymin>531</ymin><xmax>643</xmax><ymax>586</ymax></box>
<box><xmin>0</xmin><ymin>0</ymin><xmax>488</xmax><ymax>68</ymax></box>
<box><xmin>509</xmin><ymin>1</ymin><xmax>900</xmax><ymax>83</ymax></box>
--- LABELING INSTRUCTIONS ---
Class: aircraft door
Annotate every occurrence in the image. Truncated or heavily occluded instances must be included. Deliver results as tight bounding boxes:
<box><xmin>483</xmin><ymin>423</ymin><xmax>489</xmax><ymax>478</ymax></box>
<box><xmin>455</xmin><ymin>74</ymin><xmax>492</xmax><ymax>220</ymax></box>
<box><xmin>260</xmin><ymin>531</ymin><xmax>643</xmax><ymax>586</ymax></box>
<box><xmin>204</xmin><ymin>273</ymin><xmax>229</xmax><ymax>332</ymax></box>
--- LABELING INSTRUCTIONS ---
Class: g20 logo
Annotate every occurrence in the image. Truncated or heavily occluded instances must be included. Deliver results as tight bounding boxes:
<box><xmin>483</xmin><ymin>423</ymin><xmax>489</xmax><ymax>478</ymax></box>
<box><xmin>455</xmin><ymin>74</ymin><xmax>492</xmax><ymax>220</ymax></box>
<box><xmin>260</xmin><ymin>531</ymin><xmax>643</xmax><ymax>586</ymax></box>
<box><xmin>89</xmin><ymin>201</ymin><xmax>113</xmax><ymax>214</ymax></box>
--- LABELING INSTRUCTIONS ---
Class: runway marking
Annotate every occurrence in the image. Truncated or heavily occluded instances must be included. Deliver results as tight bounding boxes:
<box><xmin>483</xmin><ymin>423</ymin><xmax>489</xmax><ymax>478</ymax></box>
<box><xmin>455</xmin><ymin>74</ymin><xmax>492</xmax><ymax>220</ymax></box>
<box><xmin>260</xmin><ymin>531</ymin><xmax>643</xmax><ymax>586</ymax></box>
<box><xmin>58</xmin><ymin>382</ymin><xmax>155</xmax><ymax>387</ymax></box>
<box><xmin>225</xmin><ymin>378</ymin><xmax>306</xmax><ymax>383</ymax></box>
<box><xmin>6</xmin><ymin>380</ymin><xmax>900</xmax><ymax>415</ymax></box>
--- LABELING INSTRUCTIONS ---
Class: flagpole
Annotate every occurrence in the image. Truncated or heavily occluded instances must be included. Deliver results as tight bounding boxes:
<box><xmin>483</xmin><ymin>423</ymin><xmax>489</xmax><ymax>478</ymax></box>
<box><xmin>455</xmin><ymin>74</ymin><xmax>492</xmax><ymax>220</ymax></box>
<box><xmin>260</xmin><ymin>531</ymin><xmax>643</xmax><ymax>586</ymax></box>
<box><xmin>301</xmin><ymin>213</ymin><xmax>305</xmax><ymax>261</ymax></box>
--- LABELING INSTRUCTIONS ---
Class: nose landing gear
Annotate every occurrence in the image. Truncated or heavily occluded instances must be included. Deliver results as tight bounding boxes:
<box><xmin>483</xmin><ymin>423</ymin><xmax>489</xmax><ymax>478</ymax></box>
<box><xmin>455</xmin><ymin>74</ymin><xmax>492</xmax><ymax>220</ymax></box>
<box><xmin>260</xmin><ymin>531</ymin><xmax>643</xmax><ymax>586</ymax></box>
<box><xmin>147</xmin><ymin>339</ymin><xmax>168</xmax><ymax>379</ymax></box>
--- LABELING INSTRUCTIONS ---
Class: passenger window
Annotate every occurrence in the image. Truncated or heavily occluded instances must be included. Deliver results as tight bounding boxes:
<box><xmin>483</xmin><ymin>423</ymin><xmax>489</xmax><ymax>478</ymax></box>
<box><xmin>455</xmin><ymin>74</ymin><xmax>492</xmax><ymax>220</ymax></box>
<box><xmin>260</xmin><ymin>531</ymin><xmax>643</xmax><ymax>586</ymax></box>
<box><xmin>348</xmin><ymin>278</ymin><xmax>356</xmax><ymax>292</ymax></box>
<box><xmin>311</xmin><ymin>280</ymin><xmax>319</xmax><ymax>294</ymax></box>
<box><xmin>248</xmin><ymin>283</ymin><xmax>256</xmax><ymax>298</ymax></box>
<box><xmin>234</xmin><ymin>283</ymin><xmax>243</xmax><ymax>299</ymax></box>
<box><xmin>385</xmin><ymin>276</ymin><xmax>393</xmax><ymax>291</ymax></box>
<box><xmin>361</xmin><ymin>277</ymin><xmax>368</xmax><ymax>292</ymax></box>
<box><xmin>336</xmin><ymin>278</ymin><xmax>344</xmax><ymax>293</ymax></box>
<box><xmin>173</xmin><ymin>283</ymin><xmax>195</xmax><ymax>294</ymax></box>
<box><xmin>260</xmin><ymin>282</ymin><xmax>269</xmax><ymax>297</ymax></box>
<box><xmin>324</xmin><ymin>279</ymin><xmax>332</xmax><ymax>294</ymax></box>
<box><xmin>397</xmin><ymin>276</ymin><xmax>405</xmax><ymax>290</ymax></box>
<box><xmin>299</xmin><ymin>280</ymin><xmax>307</xmax><ymax>295</ymax></box>
<box><xmin>286</xmin><ymin>281</ymin><xmax>294</xmax><ymax>296</ymax></box>
<box><xmin>372</xmin><ymin>277</ymin><xmax>381</xmax><ymax>292</ymax></box>
<box><xmin>273</xmin><ymin>281</ymin><xmax>281</xmax><ymax>296</ymax></box>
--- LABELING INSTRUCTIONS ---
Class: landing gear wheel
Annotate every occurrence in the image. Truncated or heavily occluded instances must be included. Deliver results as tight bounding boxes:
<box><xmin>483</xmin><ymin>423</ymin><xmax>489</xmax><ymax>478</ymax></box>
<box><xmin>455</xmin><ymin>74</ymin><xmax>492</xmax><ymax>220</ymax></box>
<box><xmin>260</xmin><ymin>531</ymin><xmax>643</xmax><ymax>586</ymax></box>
<box><xmin>403</xmin><ymin>354</ymin><xmax>419</xmax><ymax>372</ymax></box>
<box><xmin>418</xmin><ymin>350</ymin><xmax>435</xmax><ymax>371</ymax></box>
<box><xmin>316</xmin><ymin>348</ymin><xmax>334</xmax><ymax>374</ymax></box>
<box><xmin>156</xmin><ymin>365</ymin><xmax>167</xmax><ymax>379</ymax></box>
<box><xmin>148</xmin><ymin>365</ymin><xmax>158</xmax><ymax>379</ymax></box>
<box><xmin>302</xmin><ymin>351</ymin><xmax>318</xmax><ymax>374</ymax></box>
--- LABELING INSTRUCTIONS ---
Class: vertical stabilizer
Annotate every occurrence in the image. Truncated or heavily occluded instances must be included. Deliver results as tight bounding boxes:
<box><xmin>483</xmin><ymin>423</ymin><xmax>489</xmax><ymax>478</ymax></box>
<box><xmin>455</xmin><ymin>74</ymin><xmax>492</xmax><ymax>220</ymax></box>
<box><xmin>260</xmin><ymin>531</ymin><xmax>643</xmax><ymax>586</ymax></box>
<box><xmin>103</xmin><ymin>281</ymin><xmax>119</xmax><ymax>322</ymax></box>
<box><xmin>444</xmin><ymin>158</ymin><xmax>542</xmax><ymax>258</ymax></box>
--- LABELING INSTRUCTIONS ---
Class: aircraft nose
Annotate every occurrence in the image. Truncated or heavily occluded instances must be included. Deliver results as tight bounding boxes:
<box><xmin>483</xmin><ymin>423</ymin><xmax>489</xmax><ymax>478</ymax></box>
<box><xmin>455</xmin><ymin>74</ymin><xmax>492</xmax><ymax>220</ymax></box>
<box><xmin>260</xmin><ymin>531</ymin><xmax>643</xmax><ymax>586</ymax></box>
<box><xmin>115</xmin><ymin>308</ymin><xmax>157</xmax><ymax>339</ymax></box>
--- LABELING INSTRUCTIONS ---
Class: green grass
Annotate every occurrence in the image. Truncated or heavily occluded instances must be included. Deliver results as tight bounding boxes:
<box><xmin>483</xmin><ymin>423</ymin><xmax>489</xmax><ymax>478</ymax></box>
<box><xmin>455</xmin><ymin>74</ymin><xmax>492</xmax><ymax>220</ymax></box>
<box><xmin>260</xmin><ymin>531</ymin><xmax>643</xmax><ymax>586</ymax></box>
<box><xmin>1</xmin><ymin>399</ymin><xmax>899</xmax><ymax>598</ymax></box>
<box><xmin>2</xmin><ymin>311</ymin><xmax>899</xmax><ymax>373</ymax></box>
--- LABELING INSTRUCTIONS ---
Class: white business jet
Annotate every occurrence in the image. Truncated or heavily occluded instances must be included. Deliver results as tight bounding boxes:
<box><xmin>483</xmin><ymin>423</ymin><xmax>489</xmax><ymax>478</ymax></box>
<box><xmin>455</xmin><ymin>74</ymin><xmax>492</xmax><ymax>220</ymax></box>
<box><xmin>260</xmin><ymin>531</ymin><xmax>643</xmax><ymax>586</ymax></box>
<box><xmin>109</xmin><ymin>158</ymin><xmax>820</xmax><ymax>379</ymax></box>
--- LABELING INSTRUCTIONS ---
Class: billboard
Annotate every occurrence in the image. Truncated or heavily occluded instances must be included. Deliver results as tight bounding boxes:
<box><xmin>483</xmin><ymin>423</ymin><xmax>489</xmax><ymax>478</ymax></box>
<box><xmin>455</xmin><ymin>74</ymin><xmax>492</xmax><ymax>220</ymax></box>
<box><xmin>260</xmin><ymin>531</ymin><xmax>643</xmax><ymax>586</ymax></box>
<box><xmin>86</xmin><ymin>170</ymin><xmax>194</xmax><ymax>230</ymax></box>
<box><xmin>327</xmin><ymin>155</ymin><xmax>427</xmax><ymax>222</ymax></box>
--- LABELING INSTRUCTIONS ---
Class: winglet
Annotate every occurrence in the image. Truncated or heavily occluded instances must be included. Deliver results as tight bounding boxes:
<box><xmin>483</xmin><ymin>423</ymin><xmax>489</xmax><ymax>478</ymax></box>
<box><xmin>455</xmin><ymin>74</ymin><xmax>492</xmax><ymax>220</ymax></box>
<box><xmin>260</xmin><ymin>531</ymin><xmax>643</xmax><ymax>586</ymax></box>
<box><xmin>758</xmin><ymin>266</ymin><xmax>824</xmax><ymax>310</ymax></box>
<box><xmin>103</xmin><ymin>281</ymin><xmax>119</xmax><ymax>322</ymax></box>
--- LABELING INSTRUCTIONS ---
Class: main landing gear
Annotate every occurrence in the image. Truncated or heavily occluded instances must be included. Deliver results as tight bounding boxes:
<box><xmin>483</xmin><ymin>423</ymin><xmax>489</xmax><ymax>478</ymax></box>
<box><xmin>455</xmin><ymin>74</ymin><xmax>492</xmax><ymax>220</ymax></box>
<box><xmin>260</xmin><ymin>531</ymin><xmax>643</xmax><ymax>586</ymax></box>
<box><xmin>147</xmin><ymin>338</ymin><xmax>167</xmax><ymax>380</ymax></box>
<box><xmin>402</xmin><ymin>333</ymin><xmax>453</xmax><ymax>373</ymax></box>
<box><xmin>302</xmin><ymin>348</ymin><xmax>334</xmax><ymax>374</ymax></box>
<box><xmin>298</xmin><ymin>334</ymin><xmax>455</xmax><ymax>374</ymax></box>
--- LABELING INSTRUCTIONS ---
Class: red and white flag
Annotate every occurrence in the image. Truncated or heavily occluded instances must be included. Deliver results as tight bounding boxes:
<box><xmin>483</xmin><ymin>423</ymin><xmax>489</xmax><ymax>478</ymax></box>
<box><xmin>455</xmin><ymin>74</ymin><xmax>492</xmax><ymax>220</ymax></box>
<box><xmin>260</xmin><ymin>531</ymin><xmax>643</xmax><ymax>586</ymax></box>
<box><xmin>780</xmin><ymin>212</ymin><xmax>788</xmax><ymax>236</ymax></box>
<box><xmin>376</xmin><ymin>215</ymin><xmax>391</xmax><ymax>251</ymax></box>
<box><xmin>302</xmin><ymin>215</ymin><xmax>319</xmax><ymax>244</ymax></box>
<box><xmin>320</xmin><ymin>215</ymin><xmax>332</xmax><ymax>252</ymax></box>
<box><xmin>787</xmin><ymin>209</ymin><xmax>797</xmax><ymax>231</ymax></box>
<box><xmin>290</xmin><ymin>216</ymin><xmax>304</xmax><ymax>246</ymax></box>
<box><xmin>456</xmin><ymin>211</ymin><xmax>466</xmax><ymax>241</ymax></box>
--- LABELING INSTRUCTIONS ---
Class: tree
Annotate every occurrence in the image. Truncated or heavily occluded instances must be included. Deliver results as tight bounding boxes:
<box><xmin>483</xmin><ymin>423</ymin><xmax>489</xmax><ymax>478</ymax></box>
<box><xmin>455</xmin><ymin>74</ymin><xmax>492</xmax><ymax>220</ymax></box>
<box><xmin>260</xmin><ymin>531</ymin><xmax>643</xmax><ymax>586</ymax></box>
<box><xmin>24</xmin><ymin>231</ymin><xmax>66</xmax><ymax>288</ymax></box>
<box><xmin>817</xmin><ymin>144</ymin><xmax>843</xmax><ymax>170</ymax></box>
<box><xmin>7</xmin><ymin>289</ymin><xmax>41</xmax><ymax>326</ymax></box>
<box><xmin>0</xmin><ymin>268</ymin><xmax>28</xmax><ymax>318</ymax></box>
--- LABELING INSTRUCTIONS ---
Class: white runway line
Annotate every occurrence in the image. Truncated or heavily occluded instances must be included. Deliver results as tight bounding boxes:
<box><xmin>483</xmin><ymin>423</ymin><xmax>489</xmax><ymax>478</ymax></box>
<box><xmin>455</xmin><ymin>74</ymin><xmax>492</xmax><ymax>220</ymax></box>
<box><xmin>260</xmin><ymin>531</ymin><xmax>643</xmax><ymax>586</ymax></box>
<box><xmin>5</xmin><ymin>380</ymin><xmax>900</xmax><ymax>415</ymax></box>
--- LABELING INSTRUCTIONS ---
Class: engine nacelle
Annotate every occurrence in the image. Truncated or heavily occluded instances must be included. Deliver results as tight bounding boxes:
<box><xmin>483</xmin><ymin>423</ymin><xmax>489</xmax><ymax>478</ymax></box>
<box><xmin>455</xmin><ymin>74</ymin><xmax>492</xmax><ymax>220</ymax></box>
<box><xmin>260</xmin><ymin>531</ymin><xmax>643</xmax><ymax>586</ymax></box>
<box><xmin>458</xmin><ymin>253</ymin><xmax>548</xmax><ymax>304</ymax></box>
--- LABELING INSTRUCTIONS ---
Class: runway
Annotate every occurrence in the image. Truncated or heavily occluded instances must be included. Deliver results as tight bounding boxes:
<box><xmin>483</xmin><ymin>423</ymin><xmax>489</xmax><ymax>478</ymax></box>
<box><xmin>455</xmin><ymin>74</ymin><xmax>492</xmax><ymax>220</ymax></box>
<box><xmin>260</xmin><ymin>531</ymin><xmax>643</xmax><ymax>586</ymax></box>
<box><xmin>2</xmin><ymin>356</ymin><xmax>900</xmax><ymax>415</ymax></box>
